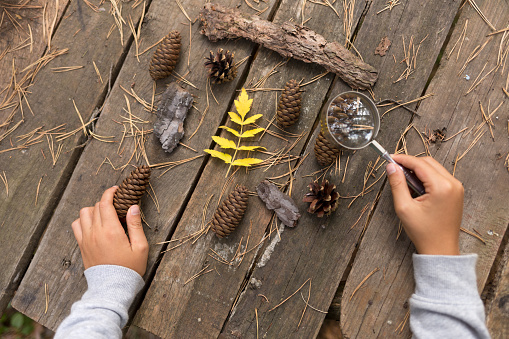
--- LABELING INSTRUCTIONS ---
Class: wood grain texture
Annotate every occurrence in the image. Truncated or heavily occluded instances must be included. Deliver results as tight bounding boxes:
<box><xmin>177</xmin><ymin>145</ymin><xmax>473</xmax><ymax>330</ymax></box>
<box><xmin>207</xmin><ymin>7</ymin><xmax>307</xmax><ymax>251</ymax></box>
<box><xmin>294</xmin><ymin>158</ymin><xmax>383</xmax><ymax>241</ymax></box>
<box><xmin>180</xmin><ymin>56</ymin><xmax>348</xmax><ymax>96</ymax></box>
<box><xmin>221</xmin><ymin>0</ymin><xmax>462</xmax><ymax>337</ymax></box>
<box><xmin>341</xmin><ymin>0</ymin><xmax>509</xmax><ymax>337</ymax></box>
<box><xmin>487</xmin><ymin>247</ymin><xmax>509</xmax><ymax>339</ymax></box>
<box><xmin>11</xmin><ymin>0</ymin><xmax>279</xmax><ymax>330</ymax></box>
<box><xmin>0</xmin><ymin>0</ymin><xmax>67</xmax><ymax>125</ymax></box>
<box><xmin>0</xmin><ymin>0</ymin><xmax>141</xmax><ymax>314</ymax></box>
<box><xmin>132</xmin><ymin>0</ymin><xmax>363</xmax><ymax>337</ymax></box>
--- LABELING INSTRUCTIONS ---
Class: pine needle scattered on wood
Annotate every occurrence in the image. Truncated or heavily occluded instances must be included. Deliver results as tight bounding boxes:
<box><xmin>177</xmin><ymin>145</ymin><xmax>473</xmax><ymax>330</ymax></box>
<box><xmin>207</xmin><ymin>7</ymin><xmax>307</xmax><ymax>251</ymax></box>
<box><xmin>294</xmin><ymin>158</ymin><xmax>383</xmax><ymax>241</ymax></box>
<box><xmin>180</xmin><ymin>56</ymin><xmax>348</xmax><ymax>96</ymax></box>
<box><xmin>44</xmin><ymin>283</ymin><xmax>49</xmax><ymax>314</ymax></box>
<box><xmin>0</xmin><ymin>171</ymin><xmax>8</xmax><ymax>196</ymax></box>
<box><xmin>447</xmin><ymin>19</ymin><xmax>468</xmax><ymax>60</ymax></box>
<box><xmin>35</xmin><ymin>176</ymin><xmax>43</xmax><ymax>206</ymax></box>
<box><xmin>381</xmin><ymin>93</ymin><xmax>433</xmax><ymax>117</ymax></box>
<box><xmin>458</xmin><ymin>37</ymin><xmax>493</xmax><ymax>76</ymax></box>
<box><xmin>268</xmin><ymin>278</ymin><xmax>311</xmax><ymax>312</ymax></box>
<box><xmin>395</xmin><ymin>310</ymin><xmax>410</xmax><ymax>334</ymax></box>
<box><xmin>349</xmin><ymin>267</ymin><xmax>379</xmax><ymax>301</ymax></box>
<box><xmin>297</xmin><ymin>279</ymin><xmax>312</xmax><ymax>329</ymax></box>
<box><xmin>468</xmin><ymin>0</ymin><xmax>496</xmax><ymax>31</ymax></box>
<box><xmin>460</xmin><ymin>227</ymin><xmax>486</xmax><ymax>244</ymax></box>
<box><xmin>184</xmin><ymin>264</ymin><xmax>214</xmax><ymax>285</ymax></box>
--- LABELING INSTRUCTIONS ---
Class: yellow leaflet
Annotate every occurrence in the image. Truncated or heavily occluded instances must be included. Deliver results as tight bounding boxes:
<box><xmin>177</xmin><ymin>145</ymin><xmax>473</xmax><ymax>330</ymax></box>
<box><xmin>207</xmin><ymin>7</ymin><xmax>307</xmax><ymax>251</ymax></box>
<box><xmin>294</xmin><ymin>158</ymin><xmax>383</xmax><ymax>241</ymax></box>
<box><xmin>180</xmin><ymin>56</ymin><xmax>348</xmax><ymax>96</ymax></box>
<box><xmin>212</xmin><ymin>136</ymin><xmax>236</xmax><ymax>149</ymax></box>
<box><xmin>228</xmin><ymin>112</ymin><xmax>243</xmax><ymax>125</ymax></box>
<box><xmin>219</xmin><ymin>126</ymin><xmax>241</xmax><ymax>137</ymax></box>
<box><xmin>242</xmin><ymin>114</ymin><xmax>263</xmax><ymax>125</ymax></box>
<box><xmin>204</xmin><ymin>149</ymin><xmax>232</xmax><ymax>164</ymax></box>
<box><xmin>237</xmin><ymin>145</ymin><xmax>266</xmax><ymax>151</ymax></box>
<box><xmin>234</xmin><ymin>88</ymin><xmax>253</xmax><ymax>118</ymax></box>
<box><xmin>231</xmin><ymin>158</ymin><xmax>264</xmax><ymax>166</ymax></box>
<box><xmin>240</xmin><ymin>128</ymin><xmax>265</xmax><ymax>138</ymax></box>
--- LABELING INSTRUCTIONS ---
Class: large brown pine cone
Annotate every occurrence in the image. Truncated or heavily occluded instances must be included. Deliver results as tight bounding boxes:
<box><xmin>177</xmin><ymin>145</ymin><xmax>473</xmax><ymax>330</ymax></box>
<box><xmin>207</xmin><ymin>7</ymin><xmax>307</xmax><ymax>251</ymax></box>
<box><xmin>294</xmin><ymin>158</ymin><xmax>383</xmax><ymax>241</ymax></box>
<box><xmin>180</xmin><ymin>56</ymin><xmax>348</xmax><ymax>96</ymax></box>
<box><xmin>149</xmin><ymin>31</ymin><xmax>181</xmax><ymax>80</ymax></box>
<box><xmin>276</xmin><ymin>80</ymin><xmax>302</xmax><ymax>128</ymax></box>
<box><xmin>303</xmin><ymin>179</ymin><xmax>339</xmax><ymax>217</ymax></box>
<box><xmin>205</xmin><ymin>49</ymin><xmax>237</xmax><ymax>84</ymax></box>
<box><xmin>314</xmin><ymin>130</ymin><xmax>341</xmax><ymax>167</ymax></box>
<box><xmin>211</xmin><ymin>185</ymin><xmax>248</xmax><ymax>238</ymax></box>
<box><xmin>113</xmin><ymin>165</ymin><xmax>151</xmax><ymax>221</ymax></box>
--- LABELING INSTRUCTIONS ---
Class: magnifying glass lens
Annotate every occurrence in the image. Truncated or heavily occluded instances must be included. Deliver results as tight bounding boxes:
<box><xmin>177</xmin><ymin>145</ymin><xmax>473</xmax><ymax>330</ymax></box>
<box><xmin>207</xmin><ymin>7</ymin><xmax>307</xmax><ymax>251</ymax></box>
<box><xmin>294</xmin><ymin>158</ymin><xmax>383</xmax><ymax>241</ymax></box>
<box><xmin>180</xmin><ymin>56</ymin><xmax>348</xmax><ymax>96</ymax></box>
<box><xmin>327</xmin><ymin>93</ymin><xmax>376</xmax><ymax>149</ymax></box>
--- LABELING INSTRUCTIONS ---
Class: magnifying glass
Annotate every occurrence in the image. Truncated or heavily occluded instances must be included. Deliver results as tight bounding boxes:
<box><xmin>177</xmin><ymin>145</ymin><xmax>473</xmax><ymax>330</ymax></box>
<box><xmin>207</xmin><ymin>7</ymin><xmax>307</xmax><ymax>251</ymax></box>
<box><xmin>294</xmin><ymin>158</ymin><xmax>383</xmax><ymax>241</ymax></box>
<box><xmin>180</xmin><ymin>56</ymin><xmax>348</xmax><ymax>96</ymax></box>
<box><xmin>320</xmin><ymin>91</ymin><xmax>426</xmax><ymax>196</ymax></box>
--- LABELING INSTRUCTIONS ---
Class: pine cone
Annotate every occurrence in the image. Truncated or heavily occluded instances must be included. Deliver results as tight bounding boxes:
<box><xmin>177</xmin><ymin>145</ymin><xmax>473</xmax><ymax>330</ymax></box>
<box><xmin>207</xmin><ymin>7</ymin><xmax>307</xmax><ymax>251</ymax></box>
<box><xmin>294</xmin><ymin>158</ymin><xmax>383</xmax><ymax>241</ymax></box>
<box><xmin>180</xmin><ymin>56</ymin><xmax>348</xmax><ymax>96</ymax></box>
<box><xmin>211</xmin><ymin>185</ymin><xmax>248</xmax><ymax>238</ymax></box>
<box><xmin>314</xmin><ymin>130</ymin><xmax>340</xmax><ymax>167</ymax></box>
<box><xmin>303</xmin><ymin>179</ymin><xmax>339</xmax><ymax>217</ymax></box>
<box><xmin>149</xmin><ymin>31</ymin><xmax>181</xmax><ymax>80</ymax></box>
<box><xmin>205</xmin><ymin>49</ymin><xmax>237</xmax><ymax>84</ymax></box>
<box><xmin>113</xmin><ymin>165</ymin><xmax>151</xmax><ymax>222</ymax></box>
<box><xmin>276</xmin><ymin>80</ymin><xmax>302</xmax><ymax>128</ymax></box>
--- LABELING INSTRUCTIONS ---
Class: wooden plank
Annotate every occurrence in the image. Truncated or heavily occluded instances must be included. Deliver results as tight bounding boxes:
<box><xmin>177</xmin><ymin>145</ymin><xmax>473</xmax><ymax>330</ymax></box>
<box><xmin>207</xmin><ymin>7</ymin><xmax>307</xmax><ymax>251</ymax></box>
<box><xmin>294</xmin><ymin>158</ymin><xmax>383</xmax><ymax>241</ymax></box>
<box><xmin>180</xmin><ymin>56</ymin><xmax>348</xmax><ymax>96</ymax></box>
<box><xmin>10</xmin><ymin>0</ymin><xmax>281</xmax><ymax>330</ymax></box>
<box><xmin>487</xmin><ymin>246</ymin><xmax>509</xmax><ymax>339</ymax></box>
<box><xmin>136</xmin><ymin>1</ymin><xmax>460</xmax><ymax>338</ymax></box>
<box><xmin>132</xmin><ymin>0</ymin><xmax>367</xmax><ymax>337</ymax></box>
<box><xmin>0</xmin><ymin>0</ymin><xmax>143</xmax><ymax>314</ymax></box>
<box><xmin>341</xmin><ymin>0</ymin><xmax>509</xmax><ymax>337</ymax></box>
<box><xmin>220</xmin><ymin>0</ymin><xmax>462</xmax><ymax>338</ymax></box>
<box><xmin>0</xmin><ymin>0</ymin><xmax>66</xmax><ymax>123</ymax></box>
<box><xmin>0</xmin><ymin>0</ymin><xmax>67</xmax><ymax>138</ymax></box>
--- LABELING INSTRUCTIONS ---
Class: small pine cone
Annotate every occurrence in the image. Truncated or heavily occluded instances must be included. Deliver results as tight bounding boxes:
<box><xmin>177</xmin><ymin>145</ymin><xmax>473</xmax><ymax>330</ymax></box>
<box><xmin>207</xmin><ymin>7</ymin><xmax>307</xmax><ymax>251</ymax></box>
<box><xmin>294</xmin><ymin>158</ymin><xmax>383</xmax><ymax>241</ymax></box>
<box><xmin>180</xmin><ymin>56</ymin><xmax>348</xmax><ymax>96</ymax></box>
<box><xmin>314</xmin><ymin>130</ymin><xmax>340</xmax><ymax>167</ymax></box>
<box><xmin>149</xmin><ymin>31</ymin><xmax>181</xmax><ymax>80</ymax></box>
<box><xmin>205</xmin><ymin>49</ymin><xmax>237</xmax><ymax>84</ymax></box>
<box><xmin>113</xmin><ymin>165</ymin><xmax>151</xmax><ymax>221</ymax></box>
<box><xmin>276</xmin><ymin>80</ymin><xmax>302</xmax><ymax>128</ymax></box>
<box><xmin>211</xmin><ymin>185</ymin><xmax>248</xmax><ymax>238</ymax></box>
<box><xmin>303</xmin><ymin>179</ymin><xmax>339</xmax><ymax>218</ymax></box>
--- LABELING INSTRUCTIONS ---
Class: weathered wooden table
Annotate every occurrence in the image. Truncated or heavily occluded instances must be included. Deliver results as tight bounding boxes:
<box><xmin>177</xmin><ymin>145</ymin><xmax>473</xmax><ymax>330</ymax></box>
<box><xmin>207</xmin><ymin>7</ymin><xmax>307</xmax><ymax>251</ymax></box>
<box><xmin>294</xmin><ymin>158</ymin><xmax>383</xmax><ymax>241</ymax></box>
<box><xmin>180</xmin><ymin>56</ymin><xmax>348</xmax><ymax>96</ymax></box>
<box><xmin>1</xmin><ymin>0</ymin><xmax>508</xmax><ymax>337</ymax></box>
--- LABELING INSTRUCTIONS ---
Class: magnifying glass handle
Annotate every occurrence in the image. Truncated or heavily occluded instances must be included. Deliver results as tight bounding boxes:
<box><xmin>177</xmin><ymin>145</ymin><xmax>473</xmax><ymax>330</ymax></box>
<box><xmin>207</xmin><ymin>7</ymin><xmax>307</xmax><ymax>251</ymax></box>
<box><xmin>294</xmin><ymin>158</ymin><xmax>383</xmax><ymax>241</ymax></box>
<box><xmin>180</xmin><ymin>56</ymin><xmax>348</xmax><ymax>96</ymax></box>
<box><xmin>369</xmin><ymin>141</ymin><xmax>426</xmax><ymax>196</ymax></box>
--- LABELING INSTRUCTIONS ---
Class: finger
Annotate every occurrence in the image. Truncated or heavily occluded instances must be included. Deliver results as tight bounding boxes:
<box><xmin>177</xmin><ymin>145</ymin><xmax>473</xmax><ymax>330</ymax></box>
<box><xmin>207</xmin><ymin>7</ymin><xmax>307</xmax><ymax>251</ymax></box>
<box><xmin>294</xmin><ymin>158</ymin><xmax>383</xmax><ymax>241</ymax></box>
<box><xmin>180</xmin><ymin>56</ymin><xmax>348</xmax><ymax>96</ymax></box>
<box><xmin>71</xmin><ymin>219</ymin><xmax>83</xmax><ymax>245</ymax></box>
<box><xmin>126</xmin><ymin>205</ymin><xmax>148</xmax><ymax>252</ymax></box>
<box><xmin>99</xmin><ymin>186</ymin><xmax>121</xmax><ymax>228</ymax></box>
<box><xmin>390</xmin><ymin>154</ymin><xmax>440</xmax><ymax>184</ymax></box>
<box><xmin>79</xmin><ymin>207</ymin><xmax>94</xmax><ymax>236</ymax></box>
<box><xmin>386</xmin><ymin>163</ymin><xmax>413</xmax><ymax>212</ymax></box>
<box><xmin>93</xmin><ymin>202</ymin><xmax>102</xmax><ymax>229</ymax></box>
<box><xmin>420</xmin><ymin>156</ymin><xmax>454</xmax><ymax>179</ymax></box>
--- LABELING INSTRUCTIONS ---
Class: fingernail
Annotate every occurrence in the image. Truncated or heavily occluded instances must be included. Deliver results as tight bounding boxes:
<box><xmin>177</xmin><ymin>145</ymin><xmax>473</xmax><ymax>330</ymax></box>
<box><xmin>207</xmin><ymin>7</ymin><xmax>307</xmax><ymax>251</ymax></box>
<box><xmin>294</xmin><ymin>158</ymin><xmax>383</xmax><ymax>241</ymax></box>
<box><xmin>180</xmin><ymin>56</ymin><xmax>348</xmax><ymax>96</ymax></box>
<box><xmin>112</xmin><ymin>185</ymin><xmax>119</xmax><ymax>189</ymax></box>
<box><xmin>130</xmin><ymin>205</ymin><xmax>140</xmax><ymax>215</ymax></box>
<box><xmin>386</xmin><ymin>163</ymin><xmax>397</xmax><ymax>175</ymax></box>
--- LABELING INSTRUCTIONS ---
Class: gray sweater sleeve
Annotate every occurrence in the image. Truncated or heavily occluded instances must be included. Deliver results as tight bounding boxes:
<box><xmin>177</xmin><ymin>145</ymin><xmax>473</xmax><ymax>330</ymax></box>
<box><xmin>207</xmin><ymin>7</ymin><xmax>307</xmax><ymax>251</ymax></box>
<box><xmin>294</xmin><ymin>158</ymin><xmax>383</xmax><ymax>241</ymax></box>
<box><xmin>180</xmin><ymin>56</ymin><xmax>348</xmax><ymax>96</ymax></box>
<box><xmin>410</xmin><ymin>254</ymin><xmax>490</xmax><ymax>339</ymax></box>
<box><xmin>54</xmin><ymin>265</ymin><xmax>144</xmax><ymax>339</ymax></box>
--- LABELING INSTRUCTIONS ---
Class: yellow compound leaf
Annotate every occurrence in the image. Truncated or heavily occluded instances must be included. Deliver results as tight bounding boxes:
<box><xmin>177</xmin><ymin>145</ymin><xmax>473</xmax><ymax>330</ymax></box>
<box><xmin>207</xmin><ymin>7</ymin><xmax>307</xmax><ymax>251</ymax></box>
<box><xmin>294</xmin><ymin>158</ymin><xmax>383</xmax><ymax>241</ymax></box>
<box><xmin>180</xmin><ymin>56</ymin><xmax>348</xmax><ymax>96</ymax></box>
<box><xmin>204</xmin><ymin>149</ymin><xmax>232</xmax><ymax>164</ymax></box>
<box><xmin>235</xmin><ymin>88</ymin><xmax>253</xmax><ymax>118</ymax></box>
<box><xmin>219</xmin><ymin>126</ymin><xmax>241</xmax><ymax>137</ymax></box>
<box><xmin>240</xmin><ymin>128</ymin><xmax>265</xmax><ymax>138</ymax></box>
<box><xmin>237</xmin><ymin>145</ymin><xmax>266</xmax><ymax>151</ymax></box>
<box><xmin>212</xmin><ymin>136</ymin><xmax>236</xmax><ymax>149</ymax></box>
<box><xmin>242</xmin><ymin>114</ymin><xmax>263</xmax><ymax>125</ymax></box>
<box><xmin>231</xmin><ymin>158</ymin><xmax>264</xmax><ymax>167</ymax></box>
<box><xmin>228</xmin><ymin>111</ymin><xmax>243</xmax><ymax>125</ymax></box>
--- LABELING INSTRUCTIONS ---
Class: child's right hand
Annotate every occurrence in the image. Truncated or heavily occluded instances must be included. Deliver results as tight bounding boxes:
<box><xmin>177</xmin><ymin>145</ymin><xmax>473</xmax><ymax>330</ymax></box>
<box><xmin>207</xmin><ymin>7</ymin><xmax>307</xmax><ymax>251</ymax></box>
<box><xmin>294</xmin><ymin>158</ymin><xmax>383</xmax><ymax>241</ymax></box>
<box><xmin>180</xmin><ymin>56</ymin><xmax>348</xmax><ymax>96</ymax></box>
<box><xmin>71</xmin><ymin>186</ymin><xmax>149</xmax><ymax>276</ymax></box>
<box><xmin>386</xmin><ymin>155</ymin><xmax>464</xmax><ymax>255</ymax></box>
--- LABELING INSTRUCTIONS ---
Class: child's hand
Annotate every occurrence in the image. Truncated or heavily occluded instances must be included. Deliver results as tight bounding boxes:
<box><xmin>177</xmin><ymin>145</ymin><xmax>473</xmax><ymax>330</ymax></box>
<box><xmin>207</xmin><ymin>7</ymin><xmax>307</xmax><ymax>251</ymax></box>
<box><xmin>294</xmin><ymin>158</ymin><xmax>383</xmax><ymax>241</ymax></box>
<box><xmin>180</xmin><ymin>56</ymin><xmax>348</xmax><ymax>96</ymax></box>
<box><xmin>71</xmin><ymin>186</ymin><xmax>149</xmax><ymax>276</ymax></box>
<box><xmin>386</xmin><ymin>155</ymin><xmax>463</xmax><ymax>255</ymax></box>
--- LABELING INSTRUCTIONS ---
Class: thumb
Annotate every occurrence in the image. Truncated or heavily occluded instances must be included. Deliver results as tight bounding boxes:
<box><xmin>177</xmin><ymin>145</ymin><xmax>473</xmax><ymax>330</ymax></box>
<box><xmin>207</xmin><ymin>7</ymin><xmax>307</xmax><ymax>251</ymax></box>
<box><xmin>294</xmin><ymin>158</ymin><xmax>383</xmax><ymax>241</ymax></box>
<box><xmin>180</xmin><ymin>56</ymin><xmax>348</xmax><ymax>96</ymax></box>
<box><xmin>387</xmin><ymin>163</ymin><xmax>413</xmax><ymax>211</ymax></box>
<box><xmin>126</xmin><ymin>205</ymin><xmax>148</xmax><ymax>251</ymax></box>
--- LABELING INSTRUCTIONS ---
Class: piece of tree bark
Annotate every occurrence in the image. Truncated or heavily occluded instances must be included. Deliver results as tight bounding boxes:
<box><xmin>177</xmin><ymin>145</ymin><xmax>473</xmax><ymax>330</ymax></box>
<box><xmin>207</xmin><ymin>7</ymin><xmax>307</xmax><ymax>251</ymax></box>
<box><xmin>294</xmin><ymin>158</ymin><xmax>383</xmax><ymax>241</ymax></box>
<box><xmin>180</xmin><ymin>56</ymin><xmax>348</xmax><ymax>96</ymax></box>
<box><xmin>256</xmin><ymin>180</ymin><xmax>301</xmax><ymax>227</ymax></box>
<box><xmin>199</xmin><ymin>3</ymin><xmax>378</xmax><ymax>90</ymax></box>
<box><xmin>154</xmin><ymin>82</ymin><xmax>193</xmax><ymax>153</ymax></box>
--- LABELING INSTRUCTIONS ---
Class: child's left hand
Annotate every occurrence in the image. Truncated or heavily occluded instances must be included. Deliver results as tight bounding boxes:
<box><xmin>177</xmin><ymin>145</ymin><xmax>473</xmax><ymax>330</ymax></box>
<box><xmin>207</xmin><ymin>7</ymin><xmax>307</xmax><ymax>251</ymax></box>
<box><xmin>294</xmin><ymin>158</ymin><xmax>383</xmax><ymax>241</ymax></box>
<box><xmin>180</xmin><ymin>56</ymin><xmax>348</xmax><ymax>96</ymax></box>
<box><xmin>71</xmin><ymin>186</ymin><xmax>149</xmax><ymax>276</ymax></box>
